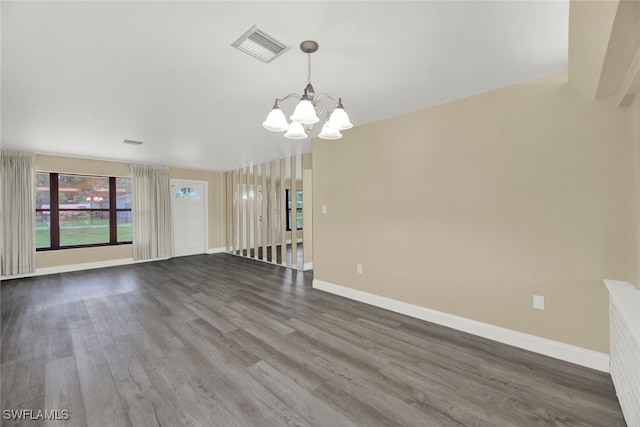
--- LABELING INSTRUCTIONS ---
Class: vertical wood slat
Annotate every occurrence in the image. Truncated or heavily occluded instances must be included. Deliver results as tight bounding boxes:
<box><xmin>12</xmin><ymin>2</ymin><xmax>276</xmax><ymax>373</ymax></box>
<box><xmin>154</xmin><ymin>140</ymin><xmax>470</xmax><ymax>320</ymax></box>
<box><xmin>302</xmin><ymin>166</ymin><xmax>313</xmax><ymax>270</ymax></box>
<box><xmin>290</xmin><ymin>155</ymin><xmax>297</xmax><ymax>269</ymax></box>
<box><xmin>270</xmin><ymin>161</ymin><xmax>277</xmax><ymax>263</ymax></box>
<box><xmin>302</xmin><ymin>155</ymin><xmax>313</xmax><ymax>269</ymax></box>
<box><xmin>280</xmin><ymin>158</ymin><xmax>287</xmax><ymax>266</ymax></box>
<box><xmin>261</xmin><ymin>162</ymin><xmax>268</xmax><ymax>261</ymax></box>
<box><xmin>224</xmin><ymin>172</ymin><xmax>228</xmax><ymax>251</ymax></box>
<box><xmin>238</xmin><ymin>168</ymin><xmax>244</xmax><ymax>256</ymax></box>
<box><xmin>253</xmin><ymin>164</ymin><xmax>259</xmax><ymax>259</ymax></box>
<box><xmin>233</xmin><ymin>170</ymin><xmax>239</xmax><ymax>253</ymax></box>
<box><xmin>245</xmin><ymin>166</ymin><xmax>251</xmax><ymax>257</ymax></box>
<box><xmin>226</xmin><ymin>172</ymin><xmax>232</xmax><ymax>252</ymax></box>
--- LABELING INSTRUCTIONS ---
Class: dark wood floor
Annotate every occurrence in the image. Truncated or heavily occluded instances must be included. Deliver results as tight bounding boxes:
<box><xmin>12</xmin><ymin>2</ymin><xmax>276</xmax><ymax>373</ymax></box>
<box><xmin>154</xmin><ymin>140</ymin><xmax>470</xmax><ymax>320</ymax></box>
<box><xmin>1</xmin><ymin>254</ymin><xmax>625</xmax><ymax>426</ymax></box>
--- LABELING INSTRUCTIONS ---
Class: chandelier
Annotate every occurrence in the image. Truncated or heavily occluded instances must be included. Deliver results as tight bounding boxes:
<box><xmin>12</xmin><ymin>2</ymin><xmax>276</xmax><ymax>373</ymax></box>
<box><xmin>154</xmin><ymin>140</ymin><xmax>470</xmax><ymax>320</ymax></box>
<box><xmin>262</xmin><ymin>40</ymin><xmax>352</xmax><ymax>140</ymax></box>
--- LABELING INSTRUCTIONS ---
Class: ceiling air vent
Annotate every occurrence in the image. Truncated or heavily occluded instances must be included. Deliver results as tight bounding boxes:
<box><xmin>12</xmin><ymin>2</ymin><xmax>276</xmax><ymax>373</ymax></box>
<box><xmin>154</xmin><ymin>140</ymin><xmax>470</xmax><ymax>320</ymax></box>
<box><xmin>122</xmin><ymin>139</ymin><xmax>144</xmax><ymax>146</ymax></box>
<box><xmin>231</xmin><ymin>25</ymin><xmax>290</xmax><ymax>63</ymax></box>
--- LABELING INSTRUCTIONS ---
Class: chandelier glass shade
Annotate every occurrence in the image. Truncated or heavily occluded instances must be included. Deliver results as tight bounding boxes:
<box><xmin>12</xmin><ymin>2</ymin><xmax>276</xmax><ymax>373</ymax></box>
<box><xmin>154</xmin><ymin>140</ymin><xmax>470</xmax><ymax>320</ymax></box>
<box><xmin>318</xmin><ymin>122</ymin><xmax>342</xmax><ymax>140</ymax></box>
<box><xmin>290</xmin><ymin>99</ymin><xmax>320</xmax><ymax>125</ymax></box>
<box><xmin>263</xmin><ymin>106</ymin><xmax>289</xmax><ymax>132</ymax></box>
<box><xmin>328</xmin><ymin>100</ymin><xmax>353</xmax><ymax>130</ymax></box>
<box><xmin>283</xmin><ymin>122</ymin><xmax>308</xmax><ymax>139</ymax></box>
<box><xmin>263</xmin><ymin>40</ymin><xmax>352</xmax><ymax>140</ymax></box>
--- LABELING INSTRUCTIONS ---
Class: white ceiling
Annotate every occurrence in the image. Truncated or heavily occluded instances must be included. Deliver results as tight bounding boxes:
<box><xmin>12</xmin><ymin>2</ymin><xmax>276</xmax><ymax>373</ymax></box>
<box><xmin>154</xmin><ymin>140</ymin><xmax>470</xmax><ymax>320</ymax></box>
<box><xmin>1</xmin><ymin>1</ymin><xmax>569</xmax><ymax>171</ymax></box>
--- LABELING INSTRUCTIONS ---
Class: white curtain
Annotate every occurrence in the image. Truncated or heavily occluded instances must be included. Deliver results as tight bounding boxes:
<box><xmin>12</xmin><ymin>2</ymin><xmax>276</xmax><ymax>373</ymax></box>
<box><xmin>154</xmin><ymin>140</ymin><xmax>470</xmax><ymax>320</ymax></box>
<box><xmin>131</xmin><ymin>163</ymin><xmax>173</xmax><ymax>261</ymax></box>
<box><xmin>1</xmin><ymin>149</ymin><xmax>36</xmax><ymax>275</ymax></box>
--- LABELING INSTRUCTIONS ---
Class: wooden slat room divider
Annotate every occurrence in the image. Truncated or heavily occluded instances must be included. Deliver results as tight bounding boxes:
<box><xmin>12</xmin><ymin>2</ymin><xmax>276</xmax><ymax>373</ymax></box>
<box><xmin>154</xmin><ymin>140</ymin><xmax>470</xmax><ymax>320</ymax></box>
<box><xmin>225</xmin><ymin>154</ymin><xmax>307</xmax><ymax>270</ymax></box>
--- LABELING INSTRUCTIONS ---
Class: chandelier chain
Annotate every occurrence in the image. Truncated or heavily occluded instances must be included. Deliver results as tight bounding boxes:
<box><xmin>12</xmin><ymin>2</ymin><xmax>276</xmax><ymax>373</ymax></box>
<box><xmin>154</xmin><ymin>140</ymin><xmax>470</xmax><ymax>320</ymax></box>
<box><xmin>307</xmin><ymin>53</ymin><xmax>312</xmax><ymax>84</ymax></box>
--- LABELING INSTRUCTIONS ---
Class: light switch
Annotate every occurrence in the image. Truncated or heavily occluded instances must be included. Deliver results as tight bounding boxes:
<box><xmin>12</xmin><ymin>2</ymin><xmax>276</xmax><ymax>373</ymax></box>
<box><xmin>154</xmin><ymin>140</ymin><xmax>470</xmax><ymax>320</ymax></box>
<box><xmin>322</xmin><ymin>205</ymin><xmax>327</xmax><ymax>214</ymax></box>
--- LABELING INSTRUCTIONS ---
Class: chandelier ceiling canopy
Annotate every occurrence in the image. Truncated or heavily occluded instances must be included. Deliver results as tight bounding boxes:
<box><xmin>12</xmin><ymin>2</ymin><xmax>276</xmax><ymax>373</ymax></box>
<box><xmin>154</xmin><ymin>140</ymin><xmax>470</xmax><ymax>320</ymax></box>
<box><xmin>262</xmin><ymin>40</ymin><xmax>352</xmax><ymax>140</ymax></box>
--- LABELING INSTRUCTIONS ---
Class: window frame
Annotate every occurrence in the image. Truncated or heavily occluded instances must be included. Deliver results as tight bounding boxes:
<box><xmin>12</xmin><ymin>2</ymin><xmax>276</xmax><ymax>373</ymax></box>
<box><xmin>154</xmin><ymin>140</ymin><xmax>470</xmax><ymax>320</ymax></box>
<box><xmin>285</xmin><ymin>188</ymin><xmax>303</xmax><ymax>232</ymax></box>
<box><xmin>36</xmin><ymin>173</ymin><xmax>132</xmax><ymax>251</ymax></box>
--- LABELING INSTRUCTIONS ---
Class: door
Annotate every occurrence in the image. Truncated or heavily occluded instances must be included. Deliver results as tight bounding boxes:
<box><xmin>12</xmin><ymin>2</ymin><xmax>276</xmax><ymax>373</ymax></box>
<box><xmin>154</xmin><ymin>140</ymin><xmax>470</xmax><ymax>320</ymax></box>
<box><xmin>171</xmin><ymin>180</ymin><xmax>207</xmax><ymax>257</ymax></box>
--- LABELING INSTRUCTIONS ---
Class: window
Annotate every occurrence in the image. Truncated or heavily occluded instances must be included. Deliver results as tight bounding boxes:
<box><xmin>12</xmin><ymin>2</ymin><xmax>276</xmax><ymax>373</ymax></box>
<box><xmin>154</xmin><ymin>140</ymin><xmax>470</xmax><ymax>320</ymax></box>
<box><xmin>36</xmin><ymin>173</ymin><xmax>132</xmax><ymax>250</ymax></box>
<box><xmin>286</xmin><ymin>189</ymin><xmax>303</xmax><ymax>231</ymax></box>
<box><xmin>175</xmin><ymin>187</ymin><xmax>200</xmax><ymax>200</ymax></box>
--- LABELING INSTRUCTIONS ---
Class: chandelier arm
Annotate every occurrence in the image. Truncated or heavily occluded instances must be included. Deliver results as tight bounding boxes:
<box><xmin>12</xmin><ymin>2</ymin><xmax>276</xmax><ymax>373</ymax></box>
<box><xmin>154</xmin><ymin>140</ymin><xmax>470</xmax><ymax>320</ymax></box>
<box><xmin>313</xmin><ymin>99</ymin><xmax>332</xmax><ymax>119</ymax></box>
<box><xmin>276</xmin><ymin>93</ymin><xmax>302</xmax><ymax>104</ymax></box>
<box><xmin>315</xmin><ymin>93</ymin><xmax>338</xmax><ymax>102</ymax></box>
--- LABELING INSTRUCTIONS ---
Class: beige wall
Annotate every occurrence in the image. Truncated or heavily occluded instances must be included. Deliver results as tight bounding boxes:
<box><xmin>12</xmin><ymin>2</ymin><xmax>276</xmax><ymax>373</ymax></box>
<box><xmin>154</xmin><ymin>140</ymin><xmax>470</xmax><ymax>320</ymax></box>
<box><xmin>37</xmin><ymin>245</ymin><xmax>133</xmax><ymax>269</ymax></box>
<box><xmin>37</xmin><ymin>154</ymin><xmax>130</xmax><ymax>177</ymax></box>
<box><xmin>568</xmin><ymin>0</ymin><xmax>619</xmax><ymax>98</ymax></box>
<box><xmin>170</xmin><ymin>167</ymin><xmax>226</xmax><ymax>250</ymax></box>
<box><xmin>630</xmin><ymin>95</ymin><xmax>640</xmax><ymax>289</ymax></box>
<box><xmin>303</xmin><ymin>169</ymin><xmax>313</xmax><ymax>267</ymax></box>
<box><xmin>34</xmin><ymin>154</ymin><xmax>226</xmax><ymax>269</ymax></box>
<box><xmin>569</xmin><ymin>0</ymin><xmax>640</xmax><ymax>290</ymax></box>
<box><xmin>313</xmin><ymin>72</ymin><xmax>632</xmax><ymax>353</ymax></box>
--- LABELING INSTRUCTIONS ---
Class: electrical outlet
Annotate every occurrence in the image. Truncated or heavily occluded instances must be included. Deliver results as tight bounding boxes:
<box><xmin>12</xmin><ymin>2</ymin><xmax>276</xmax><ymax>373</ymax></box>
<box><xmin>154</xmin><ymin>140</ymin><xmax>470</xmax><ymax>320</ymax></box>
<box><xmin>533</xmin><ymin>295</ymin><xmax>545</xmax><ymax>310</ymax></box>
<box><xmin>356</xmin><ymin>264</ymin><xmax>363</xmax><ymax>274</ymax></box>
<box><xmin>322</xmin><ymin>205</ymin><xmax>327</xmax><ymax>214</ymax></box>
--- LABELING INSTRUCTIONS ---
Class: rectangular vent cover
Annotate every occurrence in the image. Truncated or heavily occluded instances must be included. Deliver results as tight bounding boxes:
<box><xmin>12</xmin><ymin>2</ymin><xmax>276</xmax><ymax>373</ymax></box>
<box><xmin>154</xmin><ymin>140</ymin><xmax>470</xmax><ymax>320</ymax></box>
<box><xmin>122</xmin><ymin>139</ymin><xmax>144</xmax><ymax>145</ymax></box>
<box><xmin>231</xmin><ymin>25</ymin><xmax>290</xmax><ymax>63</ymax></box>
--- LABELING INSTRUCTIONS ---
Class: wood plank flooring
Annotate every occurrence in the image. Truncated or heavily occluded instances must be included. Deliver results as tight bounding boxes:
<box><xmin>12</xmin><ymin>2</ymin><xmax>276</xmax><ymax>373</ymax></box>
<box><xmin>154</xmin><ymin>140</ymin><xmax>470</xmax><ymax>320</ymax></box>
<box><xmin>1</xmin><ymin>254</ymin><xmax>626</xmax><ymax>426</ymax></box>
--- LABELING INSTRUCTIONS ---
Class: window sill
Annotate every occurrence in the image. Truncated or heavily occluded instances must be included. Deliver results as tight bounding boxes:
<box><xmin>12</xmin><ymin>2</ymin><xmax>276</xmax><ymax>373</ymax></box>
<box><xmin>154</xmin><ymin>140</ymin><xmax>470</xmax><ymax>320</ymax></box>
<box><xmin>36</xmin><ymin>242</ymin><xmax>133</xmax><ymax>251</ymax></box>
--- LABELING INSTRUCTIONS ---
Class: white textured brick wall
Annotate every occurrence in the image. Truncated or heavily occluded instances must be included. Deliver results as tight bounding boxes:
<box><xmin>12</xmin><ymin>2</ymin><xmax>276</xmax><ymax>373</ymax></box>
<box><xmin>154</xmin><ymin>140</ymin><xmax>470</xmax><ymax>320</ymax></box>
<box><xmin>606</xmin><ymin>280</ymin><xmax>640</xmax><ymax>427</ymax></box>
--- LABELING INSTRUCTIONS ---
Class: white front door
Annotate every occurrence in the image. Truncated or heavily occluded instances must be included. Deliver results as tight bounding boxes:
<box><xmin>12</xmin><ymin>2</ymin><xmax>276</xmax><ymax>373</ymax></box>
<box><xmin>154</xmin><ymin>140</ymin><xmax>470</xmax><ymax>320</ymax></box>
<box><xmin>171</xmin><ymin>180</ymin><xmax>207</xmax><ymax>257</ymax></box>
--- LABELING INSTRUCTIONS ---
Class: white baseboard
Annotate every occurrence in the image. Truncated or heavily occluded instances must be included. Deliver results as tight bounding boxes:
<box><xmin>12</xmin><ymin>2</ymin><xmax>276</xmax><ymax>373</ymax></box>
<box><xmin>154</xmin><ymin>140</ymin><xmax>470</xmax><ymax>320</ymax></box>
<box><xmin>1</xmin><ymin>256</ymin><xmax>172</xmax><ymax>280</ymax></box>
<box><xmin>206</xmin><ymin>247</ymin><xmax>227</xmax><ymax>254</ymax></box>
<box><xmin>3</xmin><ymin>258</ymin><xmax>134</xmax><ymax>280</ymax></box>
<box><xmin>303</xmin><ymin>262</ymin><xmax>313</xmax><ymax>271</ymax></box>
<box><xmin>313</xmin><ymin>279</ymin><xmax>610</xmax><ymax>372</ymax></box>
<box><xmin>135</xmin><ymin>256</ymin><xmax>171</xmax><ymax>264</ymax></box>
